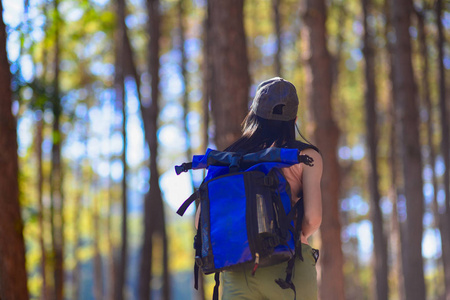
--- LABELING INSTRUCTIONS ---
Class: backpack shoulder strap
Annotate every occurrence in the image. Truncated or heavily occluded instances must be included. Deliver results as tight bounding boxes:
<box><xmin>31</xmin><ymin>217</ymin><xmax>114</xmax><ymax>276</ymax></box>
<box><xmin>176</xmin><ymin>190</ymin><xmax>200</xmax><ymax>216</ymax></box>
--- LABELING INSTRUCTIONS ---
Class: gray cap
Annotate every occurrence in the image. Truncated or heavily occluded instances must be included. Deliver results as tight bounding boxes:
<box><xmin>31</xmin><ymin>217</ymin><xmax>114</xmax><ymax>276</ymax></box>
<box><xmin>250</xmin><ymin>77</ymin><xmax>299</xmax><ymax>121</ymax></box>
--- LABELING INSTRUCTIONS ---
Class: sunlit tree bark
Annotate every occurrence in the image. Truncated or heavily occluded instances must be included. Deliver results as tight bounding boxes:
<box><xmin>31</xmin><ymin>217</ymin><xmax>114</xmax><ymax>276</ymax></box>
<box><xmin>415</xmin><ymin>6</ymin><xmax>448</xmax><ymax>298</ymax></box>
<box><xmin>194</xmin><ymin>5</ymin><xmax>211</xmax><ymax>299</ymax></box>
<box><xmin>84</xmin><ymin>81</ymin><xmax>104</xmax><ymax>298</ymax></box>
<box><xmin>113</xmin><ymin>0</ymin><xmax>128</xmax><ymax>298</ymax></box>
<box><xmin>72</xmin><ymin>166</ymin><xmax>82</xmax><ymax>300</ymax></box>
<box><xmin>106</xmin><ymin>97</ymin><xmax>116</xmax><ymax>300</ymax></box>
<box><xmin>0</xmin><ymin>2</ymin><xmax>29</xmax><ymax>298</ymax></box>
<box><xmin>361</xmin><ymin>0</ymin><xmax>388</xmax><ymax>298</ymax></box>
<box><xmin>49</xmin><ymin>0</ymin><xmax>65</xmax><ymax>298</ymax></box>
<box><xmin>435</xmin><ymin>1</ymin><xmax>450</xmax><ymax>298</ymax></box>
<box><xmin>177</xmin><ymin>4</ymin><xmax>206</xmax><ymax>296</ymax></box>
<box><xmin>272</xmin><ymin>0</ymin><xmax>282</xmax><ymax>76</ymax></box>
<box><xmin>387</xmin><ymin>77</ymin><xmax>405</xmax><ymax>300</ymax></box>
<box><xmin>118</xmin><ymin>8</ymin><xmax>165</xmax><ymax>300</ymax></box>
<box><xmin>330</xmin><ymin>1</ymin><xmax>346</xmax><ymax>87</ymax></box>
<box><xmin>391</xmin><ymin>0</ymin><xmax>426</xmax><ymax>298</ymax></box>
<box><xmin>35</xmin><ymin>112</ymin><xmax>49</xmax><ymax>300</ymax></box>
<box><xmin>119</xmin><ymin>58</ymin><xmax>128</xmax><ymax>300</ymax></box>
<box><xmin>302</xmin><ymin>1</ymin><xmax>345</xmax><ymax>299</ymax></box>
<box><xmin>178</xmin><ymin>0</ymin><xmax>193</xmax><ymax>181</ymax></box>
<box><xmin>38</xmin><ymin>5</ymin><xmax>52</xmax><ymax>297</ymax></box>
<box><xmin>384</xmin><ymin>1</ymin><xmax>406</xmax><ymax>298</ymax></box>
<box><xmin>209</xmin><ymin>0</ymin><xmax>250</xmax><ymax>151</ymax></box>
<box><xmin>202</xmin><ymin>1</ymin><xmax>212</xmax><ymax>155</ymax></box>
<box><xmin>92</xmin><ymin>178</ymin><xmax>104</xmax><ymax>300</ymax></box>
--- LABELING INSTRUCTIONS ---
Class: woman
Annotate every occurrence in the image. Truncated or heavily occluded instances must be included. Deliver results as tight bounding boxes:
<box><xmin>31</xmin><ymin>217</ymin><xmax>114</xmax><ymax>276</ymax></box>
<box><xmin>219</xmin><ymin>77</ymin><xmax>323</xmax><ymax>300</ymax></box>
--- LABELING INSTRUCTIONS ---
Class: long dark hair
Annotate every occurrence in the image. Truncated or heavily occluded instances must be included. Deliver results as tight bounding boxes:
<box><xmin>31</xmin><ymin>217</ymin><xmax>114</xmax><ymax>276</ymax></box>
<box><xmin>224</xmin><ymin>110</ymin><xmax>318</xmax><ymax>153</ymax></box>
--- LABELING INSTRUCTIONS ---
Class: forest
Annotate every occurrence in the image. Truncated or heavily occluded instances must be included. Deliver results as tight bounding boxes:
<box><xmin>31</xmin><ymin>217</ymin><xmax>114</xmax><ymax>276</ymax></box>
<box><xmin>0</xmin><ymin>0</ymin><xmax>449</xmax><ymax>299</ymax></box>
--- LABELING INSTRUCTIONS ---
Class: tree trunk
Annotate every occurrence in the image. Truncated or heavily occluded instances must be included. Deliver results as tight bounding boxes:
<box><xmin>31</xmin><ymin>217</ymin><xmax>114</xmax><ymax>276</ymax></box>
<box><xmin>113</xmin><ymin>0</ymin><xmax>128</xmax><ymax>298</ymax></box>
<box><xmin>92</xmin><ymin>179</ymin><xmax>104</xmax><ymax>300</ymax></box>
<box><xmin>391</xmin><ymin>0</ymin><xmax>426</xmax><ymax>299</ymax></box>
<box><xmin>330</xmin><ymin>1</ymin><xmax>346</xmax><ymax>89</ymax></box>
<box><xmin>387</xmin><ymin>46</ymin><xmax>407</xmax><ymax>300</ymax></box>
<box><xmin>384</xmin><ymin>1</ymin><xmax>405</xmax><ymax>297</ymax></box>
<box><xmin>387</xmin><ymin>77</ymin><xmax>406</xmax><ymax>300</ymax></box>
<box><xmin>118</xmin><ymin>66</ymin><xmax>128</xmax><ymax>300</ymax></box>
<box><xmin>50</xmin><ymin>1</ymin><xmax>65</xmax><ymax>298</ymax></box>
<box><xmin>209</xmin><ymin>0</ymin><xmax>250</xmax><ymax>151</ymax></box>
<box><xmin>115</xmin><ymin>2</ymin><xmax>148</xmax><ymax>297</ymax></box>
<box><xmin>361</xmin><ymin>0</ymin><xmax>388</xmax><ymax>298</ymax></box>
<box><xmin>107</xmin><ymin>107</ymin><xmax>116</xmax><ymax>300</ymax></box>
<box><xmin>50</xmin><ymin>102</ymin><xmax>64</xmax><ymax>300</ymax></box>
<box><xmin>139</xmin><ymin>193</ymin><xmax>154</xmax><ymax>300</ymax></box>
<box><xmin>177</xmin><ymin>4</ymin><xmax>205</xmax><ymax>295</ymax></box>
<box><xmin>37</xmin><ymin>5</ymin><xmax>51</xmax><ymax>296</ymax></box>
<box><xmin>301</xmin><ymin>1</ymin><xmax>345</xmax><ymax>299</ymax></box>
<box><xmin>415</xmin><ymin>6</ymin><xmax>449</xmax><ymax>299</ymax></box>
<box><xmin>202</xmin><ymin>0</ymin><xmax>212</xmax><ymax>155</ymax></box>
<box><xmin>72</xmin><ymin>179</ymin><xmax>82</xmax><ymax>300</ymax></box>
<box><xmin>194</xmin><ymin>5</ymin><xmax>212</xmax><ymax>299</ymax></box>
<box><xmin>138</xmin><ymin>2</ymin><xmax>157</xmax><ymax>299</ymax></box>
<box><xmin>178</xmin><ymin>0</ymin><xmax>194</xmax><ymax>184</ymax></box>
<box><xmin>35</xmin><ymin>113</ymin><xmax>49</xmax><ymax>300</ymax></box>
<box><xmin>435</xmin><ymin>1</ymin><xmax>450</xmax><ymax>298</ymax></box>
<box><xmin>139</xmin><ymin>0</ymin><xmax>170</xmax><ymax>299</ymax></box>
<box><xmin>272</xmin><ymin>0</ymin><xmax>282</xmax><ymax>76</ymax></box>
<box><xmin>0</xmin><ymin>2</ymin><xmax>29</xmax><ymax>298</ymax></box>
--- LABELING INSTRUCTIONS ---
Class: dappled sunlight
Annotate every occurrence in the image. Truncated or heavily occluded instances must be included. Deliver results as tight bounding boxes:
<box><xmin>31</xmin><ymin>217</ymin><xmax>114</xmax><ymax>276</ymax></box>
<box><xmin>1</xmin><ymin>0</ymin><xmax>450</xmax><ymax>299</ymax></box>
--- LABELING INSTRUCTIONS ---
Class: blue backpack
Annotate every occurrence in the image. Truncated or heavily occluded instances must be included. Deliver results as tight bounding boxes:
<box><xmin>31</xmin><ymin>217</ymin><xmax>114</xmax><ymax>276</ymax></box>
<box><xmin>175</xmin><ymin>147</ymin><xmax>314</xmax><ymax>300</ymax></box>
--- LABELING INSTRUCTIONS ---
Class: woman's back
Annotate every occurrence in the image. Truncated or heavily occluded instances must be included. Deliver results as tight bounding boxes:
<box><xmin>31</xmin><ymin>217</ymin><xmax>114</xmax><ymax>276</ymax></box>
<box><xmin>219</xmin><ymin>77</ymin><xmax>323</xmax><ymax>300</ymax></box>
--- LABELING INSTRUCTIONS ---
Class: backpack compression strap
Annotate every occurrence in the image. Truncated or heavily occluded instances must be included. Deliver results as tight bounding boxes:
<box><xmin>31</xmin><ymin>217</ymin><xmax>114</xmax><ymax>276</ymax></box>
<box><xmin>193</xmin><ymin>221</ymin><xmax>202</xmax><ymax>290</ymax></box>
<box><xmin>274</xmin><ymin>199</ymin><xmax>304</xmax><ymax>300</ymax></box>
<box><xmin>176</xmin><ymin>190</ymin><xmax>200</xmax><ymax>216</ymax></box>
<box><xmin>212</xmin><ymin>272</ymin><xmax>220</xmax><ymax>300</ymax></box>
<box><xmin>174</xmin><ymin>148</ymin><xmax>314</xmax><ymax>175</ymax></box>
<box><xmin>275</xmin><ymin>258</ymin><xmax>296</xmax><ymax>300</ymax></box>
<box><xmin>286</xmin><ymin>199</ymin><xmax>304</xmax><ymax>261</ymax></box>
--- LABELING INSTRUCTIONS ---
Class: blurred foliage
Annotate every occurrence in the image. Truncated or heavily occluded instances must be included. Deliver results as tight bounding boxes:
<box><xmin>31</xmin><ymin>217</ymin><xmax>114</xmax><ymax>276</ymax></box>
<box><xmin>3</xmin><ymin>0</ymin><xmax>449</xmax><ymax>298</ymax></box>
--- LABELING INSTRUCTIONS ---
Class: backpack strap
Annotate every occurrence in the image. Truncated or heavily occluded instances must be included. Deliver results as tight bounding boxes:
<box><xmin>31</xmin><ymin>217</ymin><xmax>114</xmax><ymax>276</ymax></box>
<box><xmin>274</xmin><ymin>199</ymin><xmax>304</xmax><ymax>300</ymax></box>
<box><xmin>286</xmin><ymin>199</ymin><xmax>304</xmax><ymax>261</ymax></box>
<box><xmin>275</xmin><ymin>257</ymin><xmax>297</xmax><ymax>300</ymax></box>
<box><xmin>193</xmin><ymin>222</ymin><xmax>202</xmax><ymax>290</ymax></box>
<box><xmin>194</xmin><ymin>263</ymin><xmax>199</xmax><ymax>290</ymax></box>
<box><xmin>212</xmin><ymin>272</ymin><xmax>220</xmax><ymax>300</ymax></box>
<box><xmin>295</xmin><ymin>198</ymin><xmax>305</xmax><ymax>260</ymax></box>
<box><xmin>176</xmin><ymin>190</ymin><xmax>200</xmax><ymax>216</ymax></box>
<box><xmin>271</xmin><ymin>182</ymin><xmax>299</xmax><ymax>244</ymax></box>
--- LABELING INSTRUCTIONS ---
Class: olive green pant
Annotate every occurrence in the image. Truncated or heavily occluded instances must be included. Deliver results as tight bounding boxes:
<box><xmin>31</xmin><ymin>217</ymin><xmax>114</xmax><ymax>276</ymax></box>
<box><xmin>220</xmin><ymin>244</ymin><xmax>318</xmax><ymax>300</ymax></box>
